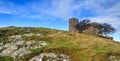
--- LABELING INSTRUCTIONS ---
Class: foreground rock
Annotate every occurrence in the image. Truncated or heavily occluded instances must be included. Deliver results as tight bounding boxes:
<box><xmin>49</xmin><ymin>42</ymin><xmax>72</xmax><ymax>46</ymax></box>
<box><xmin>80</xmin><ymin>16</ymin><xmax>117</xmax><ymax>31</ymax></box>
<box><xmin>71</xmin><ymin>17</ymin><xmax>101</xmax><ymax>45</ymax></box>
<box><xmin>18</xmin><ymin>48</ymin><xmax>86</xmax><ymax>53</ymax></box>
<box><xmin>29</xmin><ymin>52</ymin><xmax>71</xmax><ymax>61</ymax></box>
<box><xmin>0</xmin><ymin>46</ymin><xmax>18</xmax><ymax>56</ymax></box>
<box><xmin>10</xmin><ymin>47</ymin><xmax>31</xmax><ymax>59</ymax></box>
<box><xmin>0</xmin><ymin>33</ymin><xmax>48</xmax><ymax>61</ymax></box>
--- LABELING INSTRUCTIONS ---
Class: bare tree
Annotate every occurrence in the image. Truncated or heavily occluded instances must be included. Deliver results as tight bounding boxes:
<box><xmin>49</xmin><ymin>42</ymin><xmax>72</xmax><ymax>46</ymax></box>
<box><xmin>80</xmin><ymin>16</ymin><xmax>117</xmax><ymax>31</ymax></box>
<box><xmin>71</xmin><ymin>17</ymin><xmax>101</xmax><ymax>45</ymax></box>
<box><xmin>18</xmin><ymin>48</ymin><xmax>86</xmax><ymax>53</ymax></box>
<box><xmin>101</xmin><ymin>23</ymin><xmax>116</xmax><ymax>35</ymax></box>
<box><xmin>76</xmin><ymin>19</ymin><xmax>116</xmax><ymax>35</ymax></box>
<box><xmin>76</xmin><ymin>19</ymin><xmax>91</xmax><ymax>32</ymax></box>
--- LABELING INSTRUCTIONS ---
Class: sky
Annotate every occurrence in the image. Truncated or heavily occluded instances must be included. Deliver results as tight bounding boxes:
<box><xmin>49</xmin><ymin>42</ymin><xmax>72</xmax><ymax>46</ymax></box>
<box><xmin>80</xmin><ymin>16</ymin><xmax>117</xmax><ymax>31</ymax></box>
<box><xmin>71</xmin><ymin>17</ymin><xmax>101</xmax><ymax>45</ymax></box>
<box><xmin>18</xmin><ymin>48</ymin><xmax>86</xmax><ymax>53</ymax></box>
<box><xmin>0</xmin><ymin>0</ymin><xmax>120</xmax><ymax>41</ymax></box>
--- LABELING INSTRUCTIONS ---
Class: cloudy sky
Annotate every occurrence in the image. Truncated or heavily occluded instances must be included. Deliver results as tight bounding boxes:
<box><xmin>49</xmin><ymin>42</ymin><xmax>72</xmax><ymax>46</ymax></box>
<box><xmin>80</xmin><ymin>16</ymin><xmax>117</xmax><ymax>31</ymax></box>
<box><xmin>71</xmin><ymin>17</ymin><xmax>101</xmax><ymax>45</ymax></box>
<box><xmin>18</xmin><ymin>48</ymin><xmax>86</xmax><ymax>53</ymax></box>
<box><xmin>0</xmin><ymin>0</ymin><xmax>120</xmax><ymax>41</ymax></box>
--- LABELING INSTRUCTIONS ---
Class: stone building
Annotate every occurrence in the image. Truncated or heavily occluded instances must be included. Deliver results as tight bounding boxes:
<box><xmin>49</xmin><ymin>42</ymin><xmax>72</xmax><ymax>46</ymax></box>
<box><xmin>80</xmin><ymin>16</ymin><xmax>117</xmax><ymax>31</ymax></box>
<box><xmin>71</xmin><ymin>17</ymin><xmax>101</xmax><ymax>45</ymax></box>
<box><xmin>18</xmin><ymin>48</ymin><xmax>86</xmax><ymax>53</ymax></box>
<box><xmin>69</xmin><ymin>18</ymin><xmax>79</xmax><ymax>32</ymax></box>
<box><xmin>82</xmin><ymin>22</ymin><xmax>101</xmax><ymax>35</ymax></box>
<box><xmin>69</xmin><ymin>18</ymin><xmax>100</xmax><ymax>34</ymax></box>
<box><xmin>69</xmin><ymin>18</ymin><xmax>113</xmax><ymax>40</ymax></box>
<box><xmin>82</xmin><ymin>26</ymin><xmax>100</xmax><ymax>35</ymax></box>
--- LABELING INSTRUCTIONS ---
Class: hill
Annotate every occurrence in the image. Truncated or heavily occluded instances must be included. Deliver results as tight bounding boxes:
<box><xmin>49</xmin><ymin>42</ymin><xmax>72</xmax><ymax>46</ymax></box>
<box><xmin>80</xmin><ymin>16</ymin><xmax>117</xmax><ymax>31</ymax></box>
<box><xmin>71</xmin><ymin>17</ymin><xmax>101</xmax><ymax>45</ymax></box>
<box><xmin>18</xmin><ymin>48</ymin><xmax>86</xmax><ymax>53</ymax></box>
<box><xmin>0</xmin><ymin>26</ymin><xmax>120</xmax><ymax>61</ymax></box>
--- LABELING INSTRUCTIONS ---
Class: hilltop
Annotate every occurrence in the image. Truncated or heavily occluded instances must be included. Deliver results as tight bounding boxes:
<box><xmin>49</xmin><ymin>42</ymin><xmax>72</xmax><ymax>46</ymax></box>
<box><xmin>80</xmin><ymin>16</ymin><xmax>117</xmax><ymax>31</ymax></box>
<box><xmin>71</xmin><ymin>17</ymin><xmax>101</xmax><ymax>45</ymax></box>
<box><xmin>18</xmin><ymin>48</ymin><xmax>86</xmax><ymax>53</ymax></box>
<box><xmin>0</xmin><ymin>26</ymin><xmax>120</xmax><ymax>61</ymax></box>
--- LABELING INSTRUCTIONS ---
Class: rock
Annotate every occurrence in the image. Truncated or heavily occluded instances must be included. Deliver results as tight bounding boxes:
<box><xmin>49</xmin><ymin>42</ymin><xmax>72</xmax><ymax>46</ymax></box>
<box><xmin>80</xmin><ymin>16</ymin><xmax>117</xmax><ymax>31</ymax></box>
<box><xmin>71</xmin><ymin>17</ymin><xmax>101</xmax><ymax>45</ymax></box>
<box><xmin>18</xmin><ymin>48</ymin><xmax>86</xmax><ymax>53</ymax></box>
<box><xmin>0</xmin><ymin>34</ymin><xmax>48</xmax><ymax>61</ymax></box>
<box><xmin>38</xmin><ymin>41</ymin><xmax>47</xmax><ymax>46</ymax></box>
<box><xmin>26</xmin><ymin>41</ymin><xmax>34</xmax><ymax>45</ymax></box>
<box><xmin>4</xmin><ymin>43</ymin><xmax>13</xmax><ymax>48</ymax></box>
<box><xmin>23</xmin><ymin>33</ymin><xmax>34</xmax><ymax>36</ymax></box>
<box><xmin>0</xmin><ymin>42</ymin><xmax>3</xmax><ymax>46</ymax></box>
<box><xmin>4</xmin><ymin>41</ymin><xmax>24</xmax><ymax>48</ymax></box>
<box><xmin>8</xmin><ymin>35</ymin><xmax>22</xmax><ymax>42</ymax></box>
<box><xmin>25</xmin><ymin>40</ymin><xmax>35</xmax><ymax>48</ymax></box>
<box><xmin>29</xmin><ymin>41</ymin><xmax>47</xmax><ymax>49</ymax></box>
<box><xmin>41</xmin><ymin>53</ymin><xmax>57</xmax><ymax>58</ymax></box>
<box><xmin>109</xmin><ymin>55</ymin><xmax>120</xmax><ymax>61</ymax></box>
<box><xmin>36</xmin><ymin>33</ymin><xmax>41</xmax><ymax>36</ymax></box>
<box><xmin>0</xmin><ymin>46</ymin><xmax>3</xmax><ymax>50</ymax></box>
<box><xmin>14</xmin><ymin>41</ymin><xmax>25</xmax><ymax>46</ymax></box>
<box><xmin>8</xmin><ymin>35</ymin><xmax>22</xmax><ymax>39</ymax></box>
<box><xmin>0</xmin><ymin>46</ymin><xmax>18</xmax><ymax>56</ymax></box>
<box><xmin>29</xmin><ymin>53</ymin><xmax>71</xmax><ymax>61</ymax></box>
<box><xmin>23</xmin><ymin>33</ymin><xmax>41</xmax><ymax>37</ymax></box>
<box><xmin>11</xmin><ymin>47</ymin><xmax>31</xmax><ymax>59</ymax></box>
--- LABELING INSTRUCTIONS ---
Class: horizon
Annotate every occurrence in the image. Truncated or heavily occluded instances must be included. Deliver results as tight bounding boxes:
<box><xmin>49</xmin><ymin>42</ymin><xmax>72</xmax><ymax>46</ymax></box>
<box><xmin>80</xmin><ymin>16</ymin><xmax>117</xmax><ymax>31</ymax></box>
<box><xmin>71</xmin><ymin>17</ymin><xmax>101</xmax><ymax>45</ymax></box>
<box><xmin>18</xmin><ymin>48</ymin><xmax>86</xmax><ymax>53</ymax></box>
<box><xmin>0</xmin><ymin>0</ymin><xmax>120</xmax><ymax>41</ymax></box>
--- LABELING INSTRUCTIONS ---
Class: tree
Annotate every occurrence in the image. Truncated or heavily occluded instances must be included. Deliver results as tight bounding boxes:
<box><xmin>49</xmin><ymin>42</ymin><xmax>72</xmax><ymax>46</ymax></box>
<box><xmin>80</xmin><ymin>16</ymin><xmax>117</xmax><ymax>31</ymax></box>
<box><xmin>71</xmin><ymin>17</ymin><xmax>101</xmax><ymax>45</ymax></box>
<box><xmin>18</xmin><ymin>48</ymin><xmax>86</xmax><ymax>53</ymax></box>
<box><xmin>76</xmin><ymin>19</ymin><xmax>116</xmax><ymax>35</ymax></box>
<box><xmin>89</xmin><ymin>23</ymin><xmax>116</xmax><ymax>35</ymax></box>
<box><xmin>76</xmin><ymin>19</ymin><xmax>91</xmax><ymax>32</ymax></box>
<box><xmin>101</xmin><ymin>23</ymin><xmax>116</xmax><ymax>35</ymax></box>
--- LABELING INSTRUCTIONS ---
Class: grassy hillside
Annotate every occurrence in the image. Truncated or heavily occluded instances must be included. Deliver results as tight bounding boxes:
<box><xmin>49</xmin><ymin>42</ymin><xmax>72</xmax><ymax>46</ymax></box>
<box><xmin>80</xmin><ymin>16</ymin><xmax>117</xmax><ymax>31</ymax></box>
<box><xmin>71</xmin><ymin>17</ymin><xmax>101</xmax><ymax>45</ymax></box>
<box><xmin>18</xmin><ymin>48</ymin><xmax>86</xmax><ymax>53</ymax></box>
<box><xmin>0</xmin><ymin>26</ymin><xmax>120</xmax><ymax>61</ymax></box>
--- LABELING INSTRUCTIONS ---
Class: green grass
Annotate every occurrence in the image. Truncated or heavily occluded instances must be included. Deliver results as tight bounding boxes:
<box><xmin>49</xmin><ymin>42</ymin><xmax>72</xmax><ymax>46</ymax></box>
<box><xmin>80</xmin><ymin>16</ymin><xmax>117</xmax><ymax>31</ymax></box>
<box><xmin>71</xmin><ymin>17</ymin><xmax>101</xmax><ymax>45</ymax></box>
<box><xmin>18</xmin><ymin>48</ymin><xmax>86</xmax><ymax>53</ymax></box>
<box><xmin>0</xmin><ymin>56</ymin><xmax>14</xmax><ymax>61</ymax></box>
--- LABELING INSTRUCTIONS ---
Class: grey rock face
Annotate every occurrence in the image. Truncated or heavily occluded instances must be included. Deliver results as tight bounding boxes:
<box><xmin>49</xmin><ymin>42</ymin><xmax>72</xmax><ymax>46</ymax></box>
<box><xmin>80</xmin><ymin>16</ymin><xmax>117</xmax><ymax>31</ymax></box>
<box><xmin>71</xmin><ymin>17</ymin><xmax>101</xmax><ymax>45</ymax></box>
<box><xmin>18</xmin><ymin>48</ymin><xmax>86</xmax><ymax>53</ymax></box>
<box><xmin>25</xmin><ymin>41</ymin><xmax>47</xmax><ymax>49</ymax></box>
<box><xmin>0</xmin><ymin>42</ymin><xmax>3</xmax><ymax>46</ymax></box>
<box><xmin>23</xmin><ymin>33</ymin><xmax>41</xmax><ymax>37</ymax></box>
<box><xmin>29</xmin><ymin>53</ymin><xmax>71</xmax><ymax>61</ymax></box>
<box><xmin>14</xmin><ymin>41</ymin><xmax>25</xmax><ymax>46</ymax></box>
<box><xmin>8</xmin><ymin>35</ymin><xmax>22</xmax><ymax>42</ymax></box>
<box><xmin>0</xmin><ymin>46</ymin><xmax>18</xmax><ymax>56</ymax></box>
<box><xmin>0</xmin><ymin>46</ymin><xmax>3</xmax><ymax>50</ymax></box>
<box><xmin>109</xmin><ymin>55</ymin><xmax>120</xmax><ymax>61</ymax></box>
<box><xmin>0</xmin><ymin>34</ymin><xmax>48</xmax><ymax>61</ymax></box>
<box><xmin>11</xmin><ymin>47</ymin><xmax>31</xmax><ymax>59</ymax></box>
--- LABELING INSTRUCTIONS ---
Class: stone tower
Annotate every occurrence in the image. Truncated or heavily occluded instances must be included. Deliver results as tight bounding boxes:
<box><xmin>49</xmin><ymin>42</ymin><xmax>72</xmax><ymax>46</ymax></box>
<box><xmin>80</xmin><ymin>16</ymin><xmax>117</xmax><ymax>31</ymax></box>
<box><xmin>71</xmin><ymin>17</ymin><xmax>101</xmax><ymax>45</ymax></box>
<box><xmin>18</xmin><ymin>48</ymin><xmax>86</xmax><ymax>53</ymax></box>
<box><xmin>69</xmin><ymin>18</ymin><xmax>79</xmax><ymax>32</ymax></box>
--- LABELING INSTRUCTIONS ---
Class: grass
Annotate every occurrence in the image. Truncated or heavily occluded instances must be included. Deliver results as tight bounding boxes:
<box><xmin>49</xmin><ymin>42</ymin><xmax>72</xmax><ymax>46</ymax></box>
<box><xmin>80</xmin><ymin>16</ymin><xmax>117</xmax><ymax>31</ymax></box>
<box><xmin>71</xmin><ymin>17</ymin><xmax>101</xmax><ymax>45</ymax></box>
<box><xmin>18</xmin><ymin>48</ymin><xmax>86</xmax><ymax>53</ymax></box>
<box><xmin>0</xmin><ymin>56</ymin><xmax>14</xmax><ymax>61</ymax></box>
<box><xmin>0</xmin><ymin>26</ymin><xmax>120</xmax><ymax>61</ymax></box>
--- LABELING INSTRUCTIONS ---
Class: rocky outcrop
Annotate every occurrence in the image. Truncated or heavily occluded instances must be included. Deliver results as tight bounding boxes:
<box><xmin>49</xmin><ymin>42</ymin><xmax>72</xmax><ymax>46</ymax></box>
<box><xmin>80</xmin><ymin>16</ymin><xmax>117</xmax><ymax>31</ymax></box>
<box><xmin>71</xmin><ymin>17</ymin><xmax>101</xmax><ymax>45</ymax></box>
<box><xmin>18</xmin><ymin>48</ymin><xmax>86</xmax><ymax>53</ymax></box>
<box><xmin>0</xmin><ymin>46</ymin><xmax>18</xmax><ymax>56</ymax></box>
<box><xmin>29</xmin><ymin>52</ymin><xmax>71</xmax><ymax>61</ymax></box>
<box><xmin>0</xmin><ymin>33</ymin><xmax>71</xmax><ymax>61</ymax></box>
<box><xmin>23</xmin><ymin>33</ymin><xmax>41</xmax><ymax>37</ymax></box>
<box><xmin>109</xmin><ymin>55</ymin><xmax>120</xmax><ymax>61</ymax></box>
<box><xmin>0</xmin><ymin>33</ymin><xmax>48</xmax><ymax>60</ymax></box>
<box><xmin>10</xmin><ymin>47</ymin><xmax>31</xmax><ymax>59</ymax></box>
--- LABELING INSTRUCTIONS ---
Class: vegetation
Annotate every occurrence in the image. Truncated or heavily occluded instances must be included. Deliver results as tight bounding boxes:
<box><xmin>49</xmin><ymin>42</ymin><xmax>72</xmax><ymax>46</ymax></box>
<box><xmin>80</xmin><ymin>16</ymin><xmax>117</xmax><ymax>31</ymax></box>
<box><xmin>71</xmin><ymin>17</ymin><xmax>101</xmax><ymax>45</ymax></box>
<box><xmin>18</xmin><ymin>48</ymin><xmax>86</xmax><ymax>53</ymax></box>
<box><xmin>76</xmin><ymin>19</ymin><xmax>116</xmax><ymax>35</ymax></box>
<box><xmin>0</xmin><ymin>56</ymin><xmax>14</xmax><ymax>61</ymax></box>
<box><xmin>76</xmin><ymin>19</ymin><xmax>91</xmax><ymax>32</ymax></box>
<box><xmin>0</xmin><ymin>26</ymin><xmax>120</xmax><ymax>61</ymax></box>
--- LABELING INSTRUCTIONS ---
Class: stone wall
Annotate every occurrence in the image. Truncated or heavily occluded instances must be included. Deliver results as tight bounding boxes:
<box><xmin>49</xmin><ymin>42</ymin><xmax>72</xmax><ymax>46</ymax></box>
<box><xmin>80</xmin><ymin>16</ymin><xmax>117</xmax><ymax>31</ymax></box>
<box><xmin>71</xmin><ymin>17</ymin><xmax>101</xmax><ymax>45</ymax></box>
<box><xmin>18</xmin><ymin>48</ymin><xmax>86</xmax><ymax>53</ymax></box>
<box><xmin>82</xmin><ymin>26</ymin><xmax>100</xmax><ymax>35</ymax></box>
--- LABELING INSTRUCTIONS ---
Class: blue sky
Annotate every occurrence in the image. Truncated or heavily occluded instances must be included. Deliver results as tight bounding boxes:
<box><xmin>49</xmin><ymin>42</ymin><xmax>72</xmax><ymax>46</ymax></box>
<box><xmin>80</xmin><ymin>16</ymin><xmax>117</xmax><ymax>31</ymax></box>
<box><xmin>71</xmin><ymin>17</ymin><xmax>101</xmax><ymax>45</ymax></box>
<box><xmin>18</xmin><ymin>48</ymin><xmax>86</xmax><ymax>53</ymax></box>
<box><xmin>0</xmin><ymin>0</ymin><xmax>120</xmax><ymax>41</ymax></box>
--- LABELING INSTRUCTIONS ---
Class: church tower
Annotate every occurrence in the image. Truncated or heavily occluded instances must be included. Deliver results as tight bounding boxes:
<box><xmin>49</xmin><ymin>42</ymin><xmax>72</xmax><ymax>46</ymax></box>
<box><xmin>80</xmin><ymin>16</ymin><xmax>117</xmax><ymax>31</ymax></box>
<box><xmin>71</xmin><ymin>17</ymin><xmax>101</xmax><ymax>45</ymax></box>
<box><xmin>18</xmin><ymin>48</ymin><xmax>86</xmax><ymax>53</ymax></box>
<box><xmin>69</xmin><ymin>18</ymin><xmax>79</xmax><ymax>32</ymax></box>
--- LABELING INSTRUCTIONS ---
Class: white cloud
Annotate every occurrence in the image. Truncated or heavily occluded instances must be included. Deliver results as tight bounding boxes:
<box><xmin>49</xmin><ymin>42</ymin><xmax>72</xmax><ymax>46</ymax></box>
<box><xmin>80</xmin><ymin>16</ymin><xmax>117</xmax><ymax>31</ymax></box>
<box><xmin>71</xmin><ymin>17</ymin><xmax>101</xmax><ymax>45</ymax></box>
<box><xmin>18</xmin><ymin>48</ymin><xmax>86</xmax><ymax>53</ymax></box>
<box><xmin>87</xmin><ymin>16</ymin><xmax>120</xmax><ymax>30</ymax></box>
<box><xmin>0</xmin><ymin>9</ymin><xmax>11</xmax><ymax>14</ymax></box>
<box><xmin>29</xmin><ymin>0</ymin><xmax>83</xmax><ymax>20</ymax></box>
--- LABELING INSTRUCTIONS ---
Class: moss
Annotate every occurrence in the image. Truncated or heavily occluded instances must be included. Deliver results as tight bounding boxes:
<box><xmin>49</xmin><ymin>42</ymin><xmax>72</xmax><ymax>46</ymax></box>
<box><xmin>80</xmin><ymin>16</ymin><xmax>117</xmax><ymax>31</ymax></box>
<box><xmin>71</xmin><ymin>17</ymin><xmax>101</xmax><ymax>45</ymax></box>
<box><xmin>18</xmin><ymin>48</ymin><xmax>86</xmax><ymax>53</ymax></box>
<box><xmin>0</xmin><ymin>56</ymin><xmax>14</xmax><ymax>61</ymax></box>
<box><xmin>42</xmin><ymin>56</ymin><xmax>48</xmax><ymax>61</ymax></box>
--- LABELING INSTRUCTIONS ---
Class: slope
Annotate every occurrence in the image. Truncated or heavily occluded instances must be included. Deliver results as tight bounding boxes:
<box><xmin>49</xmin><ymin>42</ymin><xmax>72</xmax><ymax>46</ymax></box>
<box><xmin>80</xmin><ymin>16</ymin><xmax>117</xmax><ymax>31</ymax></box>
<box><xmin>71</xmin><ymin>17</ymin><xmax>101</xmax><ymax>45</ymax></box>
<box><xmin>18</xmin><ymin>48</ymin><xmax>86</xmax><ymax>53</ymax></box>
<box><xmin>0</xmin><ymin>26</ymin><xmax>120</xmax><ymax>61</ymax></box>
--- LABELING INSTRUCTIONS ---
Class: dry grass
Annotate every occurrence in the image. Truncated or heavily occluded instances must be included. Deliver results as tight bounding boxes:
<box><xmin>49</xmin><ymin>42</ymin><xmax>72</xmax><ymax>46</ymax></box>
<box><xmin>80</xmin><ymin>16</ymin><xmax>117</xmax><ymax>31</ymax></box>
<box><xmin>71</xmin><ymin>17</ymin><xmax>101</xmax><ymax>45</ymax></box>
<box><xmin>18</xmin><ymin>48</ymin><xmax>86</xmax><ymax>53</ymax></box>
<box><xmin>44</xmin><ymin>31</ymin><xmax>120</xmax><ymax>61</ymax></box>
